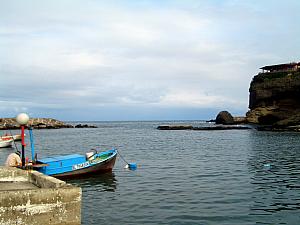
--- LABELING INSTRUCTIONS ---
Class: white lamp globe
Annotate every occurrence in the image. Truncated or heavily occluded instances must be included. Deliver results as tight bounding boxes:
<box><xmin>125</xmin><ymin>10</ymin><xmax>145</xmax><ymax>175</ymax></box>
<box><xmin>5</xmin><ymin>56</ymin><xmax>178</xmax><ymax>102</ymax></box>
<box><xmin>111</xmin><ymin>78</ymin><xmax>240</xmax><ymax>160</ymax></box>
<box><xmin>16</xmin><ymin>113</ymin><xmax>30</xmax><ymax>125</ymax></box>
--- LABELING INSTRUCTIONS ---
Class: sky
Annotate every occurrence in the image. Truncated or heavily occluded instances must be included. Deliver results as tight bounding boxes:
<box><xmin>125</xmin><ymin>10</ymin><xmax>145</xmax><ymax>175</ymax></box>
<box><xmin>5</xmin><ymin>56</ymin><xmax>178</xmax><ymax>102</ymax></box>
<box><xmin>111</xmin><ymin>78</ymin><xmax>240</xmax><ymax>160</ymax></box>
<box><xmin>1</xmin><ymin>0</ymin><xmax>299</xmax><ymax>121</ymax></box>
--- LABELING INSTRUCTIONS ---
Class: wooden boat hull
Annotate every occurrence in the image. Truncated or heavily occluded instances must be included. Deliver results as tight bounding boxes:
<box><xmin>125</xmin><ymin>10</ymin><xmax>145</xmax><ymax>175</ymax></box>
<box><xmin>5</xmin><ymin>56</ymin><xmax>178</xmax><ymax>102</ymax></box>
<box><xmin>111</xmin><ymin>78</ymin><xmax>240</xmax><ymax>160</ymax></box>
<box><xmin>0</xmin><ymin>140</ymin><xmax>13</xmax><ymax>148</ymax></box>
<box><xmin>34</xmin><ymin>149</ymin><xmax>117</xmax><ymax>178</ymax></box>
<box><xmin>54</xmin><ymin>155</ymin><xmax>117</xmax><ymax>178</ymax></box>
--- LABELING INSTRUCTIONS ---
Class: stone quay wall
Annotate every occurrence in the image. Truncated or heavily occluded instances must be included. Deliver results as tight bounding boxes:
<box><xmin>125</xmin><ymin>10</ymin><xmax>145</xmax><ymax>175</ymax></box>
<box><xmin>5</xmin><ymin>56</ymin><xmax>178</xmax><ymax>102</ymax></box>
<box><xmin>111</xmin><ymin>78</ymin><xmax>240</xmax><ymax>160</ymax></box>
<box><xmin>0</xmin><ymin>167</ymin><xmax>81</xmax><ymax>225</ymax></box>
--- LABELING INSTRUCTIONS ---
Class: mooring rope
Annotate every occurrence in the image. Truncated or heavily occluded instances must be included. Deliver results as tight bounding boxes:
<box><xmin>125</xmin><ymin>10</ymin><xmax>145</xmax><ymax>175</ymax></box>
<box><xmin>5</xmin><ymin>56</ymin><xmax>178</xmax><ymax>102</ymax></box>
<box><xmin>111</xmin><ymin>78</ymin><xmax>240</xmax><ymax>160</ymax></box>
<box><xmin>116</xmin><ymin>148</ymin><xmax>129</xmax><ymax>165</ymax></box>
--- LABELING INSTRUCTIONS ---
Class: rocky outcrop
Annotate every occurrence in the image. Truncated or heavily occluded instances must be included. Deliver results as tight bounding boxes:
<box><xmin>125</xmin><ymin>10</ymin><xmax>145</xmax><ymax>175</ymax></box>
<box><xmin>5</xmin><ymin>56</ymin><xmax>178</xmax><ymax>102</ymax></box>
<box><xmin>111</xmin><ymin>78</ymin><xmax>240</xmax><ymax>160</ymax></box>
<box><xmin>207</xmin><ymin>114</ymin><xmax>247</xmax><ymax>124</ymax></box>
<box><xmin>233</xmin><ymin>116</ymin><xmax>247</xmax><ymax>124</ymax></box>
<box><xmin>215</xmin><ymin>111</ymin><xmax>234</xmax><ymax>125</ymax></box>
<box><xmin>74</xmin><ymin>124</ymin><xmax>97</xmax><ymax>128</ymax></box>
<box><xmin>246</xmin><ymin>69</ymin><xmax>300</xmax><ymax>127</ymax></box>
<box><xmin>157</xmin><ymin>125</ymin><xmax>193</xmax><ymax>130</ymax></box>
<box><xmin>0</xmin><ymin>118</ymin><xmax>74</xmax><ymax>130</ymax></box>
<box><xmin>157</xmin><ymin>125</ymin><xmax>251</xmax><ymax>130</ymax></box>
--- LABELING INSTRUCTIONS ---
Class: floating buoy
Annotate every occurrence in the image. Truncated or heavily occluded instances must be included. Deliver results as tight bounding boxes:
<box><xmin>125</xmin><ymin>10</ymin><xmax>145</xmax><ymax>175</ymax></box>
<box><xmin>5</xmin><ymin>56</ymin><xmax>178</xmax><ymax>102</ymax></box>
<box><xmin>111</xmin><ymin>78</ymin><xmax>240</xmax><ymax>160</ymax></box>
<box><xmin>263</xmin><ymin>163</ymin><xmax>272</xmax><ymax>169</ymax></box>
<box><xmin>117</xmin><ymin>148</ymin><xmax>137</xmax><ymax>171</ymax></box>
<box><xmin>124</xmin><ymin>163</ymin><xmax>137</xmax><ymax>170</ymax></box>
<box><xmin>128</xmin><ymin>163</ymin><xmax>137</xmax><ymax>170</ymax></box>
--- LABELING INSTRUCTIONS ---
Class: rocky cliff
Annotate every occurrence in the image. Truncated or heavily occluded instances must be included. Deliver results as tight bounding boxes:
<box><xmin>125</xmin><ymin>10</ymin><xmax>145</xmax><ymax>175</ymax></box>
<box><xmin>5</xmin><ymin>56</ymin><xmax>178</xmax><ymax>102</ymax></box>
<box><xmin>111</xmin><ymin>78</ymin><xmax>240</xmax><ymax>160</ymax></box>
<box><xmin>246</xmin><ymin>70</ymin><xmax>300</xmax><ymax>127</ymax></box>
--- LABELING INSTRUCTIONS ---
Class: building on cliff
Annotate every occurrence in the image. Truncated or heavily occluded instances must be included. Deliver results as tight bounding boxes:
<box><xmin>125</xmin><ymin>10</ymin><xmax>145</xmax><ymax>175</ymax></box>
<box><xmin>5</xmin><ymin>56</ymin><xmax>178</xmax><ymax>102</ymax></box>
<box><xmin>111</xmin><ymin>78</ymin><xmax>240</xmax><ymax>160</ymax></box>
<box><xmin>260</xmin><ymin>62</ymin><xmax>300</xmax><ymax>73</ymax></box>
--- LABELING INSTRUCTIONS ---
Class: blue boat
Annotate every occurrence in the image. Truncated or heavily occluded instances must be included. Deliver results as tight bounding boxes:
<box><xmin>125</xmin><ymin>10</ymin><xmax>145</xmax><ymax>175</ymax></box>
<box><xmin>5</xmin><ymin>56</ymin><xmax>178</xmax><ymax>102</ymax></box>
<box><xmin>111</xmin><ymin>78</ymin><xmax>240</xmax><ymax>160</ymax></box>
<box><xmin>26</xmin><ymin>128</ymin><xmax>118</xmax><ymax>178</ymax></box>
<box><xmin>33</xmin><ymin>149</ymin><xmax>118</xmax><ymax>178</ymax></box>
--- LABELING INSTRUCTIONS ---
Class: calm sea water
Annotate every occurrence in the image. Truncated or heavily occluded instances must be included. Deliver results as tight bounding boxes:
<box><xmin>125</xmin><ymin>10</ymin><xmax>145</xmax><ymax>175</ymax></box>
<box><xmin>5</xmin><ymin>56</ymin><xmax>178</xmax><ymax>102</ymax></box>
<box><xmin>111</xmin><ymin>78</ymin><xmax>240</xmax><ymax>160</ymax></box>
<box><xmin>1</xmin><ymin>121</ymin><xmax>300</xmax><ymax>225</ymax></box>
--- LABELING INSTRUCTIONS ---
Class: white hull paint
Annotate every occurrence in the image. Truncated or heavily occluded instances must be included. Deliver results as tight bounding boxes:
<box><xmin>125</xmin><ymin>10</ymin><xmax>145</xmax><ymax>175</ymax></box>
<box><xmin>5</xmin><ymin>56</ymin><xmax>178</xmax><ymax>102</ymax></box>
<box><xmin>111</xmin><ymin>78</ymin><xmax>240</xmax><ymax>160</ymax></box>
<box><xmin>0</xmin><ymin>139</ymin><xmax>13</xmax><ymax>148</ymax></box>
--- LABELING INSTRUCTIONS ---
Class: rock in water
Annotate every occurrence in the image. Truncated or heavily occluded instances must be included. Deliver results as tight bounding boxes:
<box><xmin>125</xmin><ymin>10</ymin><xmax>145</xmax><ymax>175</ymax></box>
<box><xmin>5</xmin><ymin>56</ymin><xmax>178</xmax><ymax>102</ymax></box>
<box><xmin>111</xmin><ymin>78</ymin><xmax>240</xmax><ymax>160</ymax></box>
<box><xmin>215</xmin><ymin>111</ymin><xmax>234</xmax><ymax>125</ymax></box>
<box><xmin>75</xmin><ymin>124</ymin><xmax>97</xmax><ymax>128</ymax></box>
<box><xmin>157</xmin><ymin>125</ymin><xmax>193</xmax><ymax>130</ymax></box>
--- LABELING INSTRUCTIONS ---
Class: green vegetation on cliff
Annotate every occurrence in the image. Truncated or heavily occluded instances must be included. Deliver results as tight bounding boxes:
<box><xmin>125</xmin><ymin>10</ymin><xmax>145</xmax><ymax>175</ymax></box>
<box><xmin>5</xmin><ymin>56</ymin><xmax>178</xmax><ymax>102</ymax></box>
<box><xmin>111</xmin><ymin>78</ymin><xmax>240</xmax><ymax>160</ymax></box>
<box><xmin>252</xmin><ymin>70</ymin><xmax>300</xmax><ymax>83</ymax></box>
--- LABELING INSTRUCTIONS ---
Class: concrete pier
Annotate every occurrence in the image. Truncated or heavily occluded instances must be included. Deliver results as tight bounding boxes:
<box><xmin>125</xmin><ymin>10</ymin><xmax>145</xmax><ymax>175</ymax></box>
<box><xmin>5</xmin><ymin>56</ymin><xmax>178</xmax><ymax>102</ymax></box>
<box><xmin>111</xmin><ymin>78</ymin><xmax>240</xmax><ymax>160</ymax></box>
<box><xmin>0</xmin><ymin>167</ymin><xmax>81</xmax><ymax>225</ymax></box>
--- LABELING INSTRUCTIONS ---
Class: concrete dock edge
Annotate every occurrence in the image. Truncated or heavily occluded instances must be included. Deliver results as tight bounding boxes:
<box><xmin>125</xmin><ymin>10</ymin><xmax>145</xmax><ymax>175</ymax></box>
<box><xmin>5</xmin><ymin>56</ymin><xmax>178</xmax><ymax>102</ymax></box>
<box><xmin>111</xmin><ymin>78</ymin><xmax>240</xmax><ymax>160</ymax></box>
<box><xmin>0</xmin><ymin>166</ymin><xmax>81</xmax><ymax>225</ymax></box>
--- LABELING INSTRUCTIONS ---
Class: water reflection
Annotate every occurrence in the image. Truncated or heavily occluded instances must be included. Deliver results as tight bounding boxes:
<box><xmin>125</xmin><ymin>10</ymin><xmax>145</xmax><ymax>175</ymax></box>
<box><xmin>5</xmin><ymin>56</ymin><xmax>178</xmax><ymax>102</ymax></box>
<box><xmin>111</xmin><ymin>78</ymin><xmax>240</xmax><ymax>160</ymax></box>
<box><xmin>248</xmin><ymin>131</ymin><xmax>300</xmax><ymax>220</ymax></box>
<box><xmin>0</xmin><ymin>146</ymin><xmax>15</xmax><ymax>165</ymax></box>
<box><xmin>65</xmin><ymin>172</ymin><xmax>117</xmax><ymax>192</ymax></box>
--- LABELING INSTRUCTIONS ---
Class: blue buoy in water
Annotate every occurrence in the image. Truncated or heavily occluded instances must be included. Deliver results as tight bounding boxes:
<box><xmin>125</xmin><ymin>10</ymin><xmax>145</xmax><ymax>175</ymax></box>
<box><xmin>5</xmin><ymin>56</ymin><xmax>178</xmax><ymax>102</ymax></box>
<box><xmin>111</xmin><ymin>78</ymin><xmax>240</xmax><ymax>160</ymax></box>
<box><xmin>129</xmin><ymin>163</ymin><xmax>137</xmax><ymax>170</ymax></box>
<box><xmin>125</xmin><ymin>163</ymin><xmax>137</xmax><ymax>170</ymax></box>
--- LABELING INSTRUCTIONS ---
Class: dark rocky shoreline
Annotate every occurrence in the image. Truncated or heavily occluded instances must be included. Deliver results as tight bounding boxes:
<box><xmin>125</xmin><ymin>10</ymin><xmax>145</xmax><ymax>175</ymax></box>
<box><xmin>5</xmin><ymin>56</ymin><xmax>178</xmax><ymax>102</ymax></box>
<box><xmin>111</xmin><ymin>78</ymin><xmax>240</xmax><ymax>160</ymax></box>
<box><xmin>157</xmin><ymin>124</ymin><xmax>251</xmax><ymax>131</ymax></box>
<box><xmin>157</xmin><ymin>107</ymin><xmax>300</xmax><ymax>132</ymax></box>
<box><xmin>198</xmin><ymin>65</ymin><xmax>300</xmax><ymax>132</ymax></box>
<box><xmin>256</xmin><ymin>125</ymin><xmax>300</xmax><ymax>132</ymax></box>
<box><xmin>0</xmin><ymin>118</ymin><xmax>97</xmax><ymax>130</ymax></box>
<box><xmin>157</xmin><ymin>123</ymin><xmax>300</xmax><ymax>132</ymax></box>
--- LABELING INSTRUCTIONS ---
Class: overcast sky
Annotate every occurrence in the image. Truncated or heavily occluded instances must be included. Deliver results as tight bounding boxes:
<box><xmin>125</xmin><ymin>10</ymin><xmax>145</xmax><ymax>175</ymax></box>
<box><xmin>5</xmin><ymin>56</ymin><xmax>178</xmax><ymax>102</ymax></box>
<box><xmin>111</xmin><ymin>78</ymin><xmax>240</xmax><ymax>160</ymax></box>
<box><xmin>1</xmin><ymin>0</ymin><xmax>299</xmax><ymax>121</ymax></box>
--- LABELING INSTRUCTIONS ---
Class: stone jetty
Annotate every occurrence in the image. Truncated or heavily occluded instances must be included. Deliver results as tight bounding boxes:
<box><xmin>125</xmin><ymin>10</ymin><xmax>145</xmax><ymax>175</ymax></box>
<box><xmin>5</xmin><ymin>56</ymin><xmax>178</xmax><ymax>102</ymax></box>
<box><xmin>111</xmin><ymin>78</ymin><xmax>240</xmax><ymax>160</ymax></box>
<box><xmin>0</xmin><ymin>167</ymin><xmax>81</xmax><ymax>225</ymax></box>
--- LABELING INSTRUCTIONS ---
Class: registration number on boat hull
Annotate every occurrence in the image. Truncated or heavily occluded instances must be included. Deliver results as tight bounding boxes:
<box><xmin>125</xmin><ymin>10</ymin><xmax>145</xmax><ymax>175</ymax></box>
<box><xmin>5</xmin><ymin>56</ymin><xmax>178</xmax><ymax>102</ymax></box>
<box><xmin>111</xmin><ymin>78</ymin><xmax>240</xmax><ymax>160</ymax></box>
<box><xmin>72</xmin><ymin>161</ymin><xmax>90</xmax><ymax>170</ymax></box>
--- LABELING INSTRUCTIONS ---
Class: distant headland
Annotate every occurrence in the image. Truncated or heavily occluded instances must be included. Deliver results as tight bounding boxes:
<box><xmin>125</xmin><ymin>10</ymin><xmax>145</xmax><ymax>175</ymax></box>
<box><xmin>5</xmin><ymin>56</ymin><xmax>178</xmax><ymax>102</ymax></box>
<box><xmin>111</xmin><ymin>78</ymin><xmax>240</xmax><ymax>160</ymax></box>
<box><xmin>158</xmin><ymin>61</ymin><xmax>300</xmax><ymax>132</ymax></box>
<box><xmin>215</xmin><ymin>61</ymin><xmax>300</xmax><ymax>131</ymax></box>
<box><xmin>0</xmin><ymin>118</ymin><xmax>97</xmax><ymax>130</ymax></box>
<box><xmin>246</xmin><ymin>61</ymin><xmax>300</xmax><ymax>131</ymax></box>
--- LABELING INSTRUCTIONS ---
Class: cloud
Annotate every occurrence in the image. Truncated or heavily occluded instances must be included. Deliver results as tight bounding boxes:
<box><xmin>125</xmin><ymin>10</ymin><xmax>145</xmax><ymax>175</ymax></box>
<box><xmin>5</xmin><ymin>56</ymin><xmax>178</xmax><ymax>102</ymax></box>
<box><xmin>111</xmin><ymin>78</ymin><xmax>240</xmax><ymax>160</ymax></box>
<box><xmin>157</xmin><ymin>90</ymin><xmax>246</xmax><ymax>108</ymax></box>
<box><xmin>0</xmin><ymin>0</ymin><xmax>299</xmax><ymax>120</ymax></box>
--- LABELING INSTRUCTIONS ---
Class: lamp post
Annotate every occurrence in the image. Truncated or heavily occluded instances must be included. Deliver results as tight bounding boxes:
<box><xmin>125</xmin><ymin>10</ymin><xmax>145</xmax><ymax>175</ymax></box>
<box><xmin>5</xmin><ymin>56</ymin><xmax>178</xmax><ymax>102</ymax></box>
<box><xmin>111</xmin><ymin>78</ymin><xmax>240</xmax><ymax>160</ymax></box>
<box><xmin>16</xmin><ymin>113</ymin><xmax>29</xmax><ymax>168</ymax></box>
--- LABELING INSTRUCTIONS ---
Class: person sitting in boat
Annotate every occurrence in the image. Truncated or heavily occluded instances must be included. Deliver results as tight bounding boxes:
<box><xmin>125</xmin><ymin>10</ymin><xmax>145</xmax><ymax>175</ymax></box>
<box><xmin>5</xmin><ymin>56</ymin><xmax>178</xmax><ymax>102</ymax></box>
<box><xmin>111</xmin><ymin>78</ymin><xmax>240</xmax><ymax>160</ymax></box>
<box><xmin>5</xmin><ymin>151</ymin><xmax>21</xmax><ymax>167</ymax></box>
